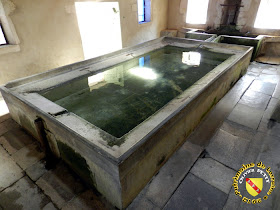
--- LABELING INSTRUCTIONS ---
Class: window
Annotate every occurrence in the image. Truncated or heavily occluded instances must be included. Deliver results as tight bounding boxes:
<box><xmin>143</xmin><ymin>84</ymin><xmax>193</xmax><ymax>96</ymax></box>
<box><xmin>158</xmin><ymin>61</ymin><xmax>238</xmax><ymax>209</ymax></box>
<box><xmin>0</xmin><ymin>24</ymin><xmax>6</xmax><ymax>45</ymax></box>
<box><xmin>0</xmin><ymin>0</ymin><xmax>20</xmax><ymax>54</ymax></box>
<box><xmin>186</xmin><ymin>0</ymin><xmax>210</xmax><ymax>24</ymax></box>
<box><xmin>139</xmin><ymin>56</ymin><xmax>150</xmax><ymax>67</ymax></box>
<box><xmin>138</xmin><ymin>0</ymin><xmax>145</xmax><ymax>22</ymax></box>
<box><xmin>254</xmin><ymin>0</ymin><xmax>280</xmax><ymax>29</ymax></box>
<box><xmin>137</xmin><ymin>0</ymin><xmax>151</xmax><ymax>23</ymax></box>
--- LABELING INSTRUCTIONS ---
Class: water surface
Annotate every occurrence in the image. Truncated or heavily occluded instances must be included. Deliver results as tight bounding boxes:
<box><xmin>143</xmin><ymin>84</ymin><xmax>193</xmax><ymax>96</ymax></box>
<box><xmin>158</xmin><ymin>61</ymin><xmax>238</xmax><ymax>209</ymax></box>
<box><xmin>42</xmin><ymin>46</ymin><xmax>232</xmax><ymax>138</ymax></box>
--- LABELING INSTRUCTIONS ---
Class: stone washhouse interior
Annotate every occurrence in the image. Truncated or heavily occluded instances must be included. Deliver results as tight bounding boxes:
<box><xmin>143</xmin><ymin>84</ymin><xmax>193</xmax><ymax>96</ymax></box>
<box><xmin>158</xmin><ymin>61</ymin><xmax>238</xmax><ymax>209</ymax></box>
<box><xmin>0</xmin><ymin>0</ymin><xmax>280</xmax><ymax>209</ymax></box>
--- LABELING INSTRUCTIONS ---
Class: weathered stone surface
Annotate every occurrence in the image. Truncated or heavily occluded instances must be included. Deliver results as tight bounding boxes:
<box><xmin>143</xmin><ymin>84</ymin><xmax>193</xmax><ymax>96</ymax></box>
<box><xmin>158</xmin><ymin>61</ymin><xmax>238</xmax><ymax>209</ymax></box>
<box><xmin>42</xmin><ymin>202</ymin><xmax>57</xmax><ymax>210</ymax></box>
<box><xmin>0</xmin><ymin>57</ymin><xmax>279</xmax><ymax>210</ymax></box>
<box><xmin>228</xmin><ymin>103</ymin><xmax>264</xmax><ymax>130</ymax></box>
<box><xmin>206</xmin><ymin>129</ymin><xmax>250</xmax><ymax>171</ymax></box>
<box><xmin>0</xmin><ymin>177</ymin><xmax>49</xmax><ymax>210</ymax></box>
<box><xmin>144</xmin><ymin>141</ymin><xmax>202</xmax><ymax>207</ymax></box>
<box><xmin>12</xmin><ymin>143</ymin><xmax>45</xmax><ymax>170</ymax></box>
<box><xmin>164</xmin><ymin>173</ymin><xmax>227</xmax><ymax>210</ymax></box>
<box><xmin>61</xmin><ymin>190</ymin><xmax>113</xmax><ymax>210</ymax></box>
<box><xmin>221</xmin><ymin>120</ymin><xmax>256</xmax><ymax>140</ymax></box>
<box><xmin>262</xmin><ymin>68</ymin><xmax>278</xmax><ymax>75</ymax></box>
<box><xmin>258</xmin><ymin>74</ymin><xmax>280</xmax><ymax>84</ymax></box>
<box><xmin>26</xmin><ymin>160</ymin><xmax>48</xmax><ymax>182</ymax></box>
<box><xmin>0</xmin><ymin>136</ymin><xmax>17</xmax><ymax>154</ymax></box>
<box><xmin>188</xmin><ymin>74</ymin><xmax>254</xmax><ymax>147</ymax></box>
<box><xmin>36</xmin><ymin>162</ymin><xmax>85</xmax><ymax>209</ymax></box>
<box><xmin>249</xmin><ymin>80</ymin><xmax>276</xmax><ymax>95</ymax></box>
<box><xmin>271</xmin><ymin>177</ymin><xmax>280</xmax><ymax>210</ymax></box>
<box><xmin>1</xmin><ymin>128</ymin><xmax>33</xmax><ymax>155</ymax></box>
<box><xmin>246</xmin><ymin>71</ymin><xmax>259</xmax><ymax>77</ymax></box>
<box><xmin>190</xmin><ymin>158</ymin><xmax>236</xmax><ymax>194</ymax></box>
<box><xmin>23</xmin><ymin>93</ymin><xmax>67</xmax><ymax>116</ymax></box>
<box><xmin>223</xmin><ymin>187</ymin><xmax>242</xmax><ymax>210</ymax></box>
<box><xmin>0</xmin><ymin>123</ymin><xmax>8</xmax><ymax>136</ymax></box>
<box><xmin>238</xmin><ymin>196</ymin><xmax>273</xmax><ymax>210</ymax></box>
<box><xmin>127</xmin><ymin>196</ymin><xmax>160</xmax><ymax>210</ymax></box>
<box><xmin>239</xmin><ymin>132</ymin><xmax>280</xmax><ymax>210</ymax></box>
<box><xmin>270</xmin><ymin>99</ymin><xmax>280</xmax><ymax>123</ymax></box>
<box><xmin>258</xmin><ymin>120</ymin><xmax>280</xmax><ymax>138</ymax></box>
<box><xmin>255</xmin><ymin>133</ymin><xmax>280</xmax><ymax>172</ymax></box>
<box><xmin>1</xmin><ymin>36</ymin><xmax>254</xmax><ymax>209</ymax></box>
<box><xmin>241</xmin><ymin>132</ymin><xmax>265</xmax><ymax>164</ymax></box>
<box><xmin>273</xmin><ymin>83</ymin><xmax>280</xmax><ymax>99</ymax></box>
<box><xmin>127</xmin><ymin>185</ymin><xmax>158</xmax><ymax>210</ymax></box>
<box><xmin>262</xmin><ymin>97</ymin><xmax>279</xmax><ymax>123</ymax></box>
<box><xmin>0</xmin><ymin>113</ymin><xmax>10</xmax><ymax>124</ymax></box>
<box><xmin>1</xmin><ymin>118</ymin><xmax>20</xmax><ymax>131</ymax></box>
<box><xmin>128</xmin><ymin>141</ymin><xmax>202</xmax><ymax>208</ymax></box>
<box><xmin>239</xmin><ymin>90</ymin><xmax>271</xmax><ymax>110</ymax></box>
<box><xmin>247</xmin><ymin>67</ymin><xmax>263</xmax><ymax>74</ymax></box>
<box><xmin>0</xmin><ymin>146</ymin><xmax>24</xmax><ymax>191</ymax></box>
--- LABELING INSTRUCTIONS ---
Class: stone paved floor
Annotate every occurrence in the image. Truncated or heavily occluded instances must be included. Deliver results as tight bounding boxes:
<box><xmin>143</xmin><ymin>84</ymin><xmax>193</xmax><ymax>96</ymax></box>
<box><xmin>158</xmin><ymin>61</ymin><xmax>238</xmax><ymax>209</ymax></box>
<box><xmin>0</xmin><ymin>62</ymin><xmax>280</xmax><ymax>210</ymax></box>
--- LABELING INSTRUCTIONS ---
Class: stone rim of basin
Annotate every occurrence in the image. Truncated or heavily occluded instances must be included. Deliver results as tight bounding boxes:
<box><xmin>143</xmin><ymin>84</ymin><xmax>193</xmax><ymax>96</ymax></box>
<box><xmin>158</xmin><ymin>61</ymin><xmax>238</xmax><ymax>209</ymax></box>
<box><xmin>0</xmin><ymin>37</ymin><xmax>253</xmax><ymax>162</ymax></box>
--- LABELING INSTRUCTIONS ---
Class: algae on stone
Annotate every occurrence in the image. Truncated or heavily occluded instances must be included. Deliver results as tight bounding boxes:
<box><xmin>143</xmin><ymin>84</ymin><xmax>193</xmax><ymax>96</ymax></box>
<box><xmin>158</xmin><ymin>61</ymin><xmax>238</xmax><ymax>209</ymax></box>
<box><xmin>42</xmin><ymin>46</ymin><xmax>232</xmax><ymax>142</ymax></box>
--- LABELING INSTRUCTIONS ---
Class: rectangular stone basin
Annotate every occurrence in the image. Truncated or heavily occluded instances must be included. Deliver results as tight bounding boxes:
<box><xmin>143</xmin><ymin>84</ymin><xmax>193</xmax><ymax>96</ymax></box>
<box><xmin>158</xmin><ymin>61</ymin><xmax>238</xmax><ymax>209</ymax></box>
<box><xmin>185</xmin><ymin>32</ymin><xmax>217</xmax><ymax>42</ymax></box>
<box><xmin>0</xmin><ymin>37</ymin><xmax>252</xmax><ymax>209</ymax></box>
<box><xmin>213</xmin><ymin>35</ymin><xmax>264</xmax><ymax>61</ymax></box>
<box><xmin>255</xmin><ymin>36</ymin><xmax>280</xmax><ymax>65</ymax></box>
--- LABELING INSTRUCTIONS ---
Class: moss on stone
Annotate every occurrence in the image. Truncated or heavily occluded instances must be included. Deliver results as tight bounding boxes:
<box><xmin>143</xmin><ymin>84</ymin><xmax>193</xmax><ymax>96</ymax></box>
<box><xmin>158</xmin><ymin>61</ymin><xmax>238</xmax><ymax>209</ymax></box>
<box><xmin>220</xmin><ymin>37</ymin><xmax>259</xmax><ymax>61</ymax></box>
<box><xmin>42</xmin><ymin>46</ymin><xmax>231</xmax><ymax>145</ymax></box>
<box><xmin>57</xmin><ymin>141</ymin><xmax>95</xmax><ymax>188</ymax></box>
<box><xmin>200</xmin><ymin>97</ymin><xmax>217</xmax><ymax>121</ymax></box>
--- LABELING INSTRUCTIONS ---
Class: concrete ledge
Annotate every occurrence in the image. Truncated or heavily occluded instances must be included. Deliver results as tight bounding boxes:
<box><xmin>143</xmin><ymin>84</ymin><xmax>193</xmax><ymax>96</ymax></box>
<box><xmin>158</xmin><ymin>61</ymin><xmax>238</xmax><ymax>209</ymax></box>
<box><xmin>0</xmin><ymin>44</ymin><xmax>20</xmax><ymax>55</ymax></box>
<box><xmin>212</xmin><ymin>35</ymin><xmax>264</xmax><ymax>61</ymax></box>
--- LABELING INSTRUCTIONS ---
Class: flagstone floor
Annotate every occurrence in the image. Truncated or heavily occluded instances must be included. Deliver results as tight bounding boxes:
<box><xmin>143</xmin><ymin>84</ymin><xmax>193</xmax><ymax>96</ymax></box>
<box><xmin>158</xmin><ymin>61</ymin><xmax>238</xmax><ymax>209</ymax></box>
<box><xmin>0</xmin><ymin>62</ymin><xmax>279</xmax><ymax>210</ymax></box>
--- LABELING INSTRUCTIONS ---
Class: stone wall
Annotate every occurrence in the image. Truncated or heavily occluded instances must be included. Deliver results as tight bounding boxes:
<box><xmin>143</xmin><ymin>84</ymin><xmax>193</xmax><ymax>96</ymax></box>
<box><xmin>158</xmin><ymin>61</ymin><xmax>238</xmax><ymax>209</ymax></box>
<box><xmin>0</xmin><ymin>0</ymin><xmax>168</xmax><ymax>85</ymax></box>
<box><xmin>168</xmin><ymin>0</ymin><xmax>280</xmax><ymax>36</ymax></box>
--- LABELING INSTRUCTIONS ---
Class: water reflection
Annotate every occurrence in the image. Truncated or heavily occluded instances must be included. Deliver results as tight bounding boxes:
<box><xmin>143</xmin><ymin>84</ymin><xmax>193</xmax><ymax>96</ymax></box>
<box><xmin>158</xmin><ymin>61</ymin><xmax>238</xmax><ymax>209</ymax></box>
<box><xmin>182</xmin><ymin>52</ymin><xmax>201</xmax><ymax>66</ymax></box>
<box><xmin>44</xmin><ymin>46</ymin><xmax>232</xmax><ymax>138</ymax></box>
<box><xmin>88</xmin><ymin>65</ymin><xmax>124</xmax><ymax>91</ymax></box>
<box><xmin>130</xmin><ymin>67</ymin><xmax>157</xmax><ymax>80</ymax></box>
<box><xmin>88</xmin><ymin>73</ymin><xmax>104</xmax><ymax>86</ymax></box>
<box><xmin>139</xmin><ymin>56</ymin><xmax>150</xmax><ymax>67</ymax></box>
<box><xmin>129</xmin><ymin>56</ymin><xmax>156</xmax><ymax>80</ymax></box>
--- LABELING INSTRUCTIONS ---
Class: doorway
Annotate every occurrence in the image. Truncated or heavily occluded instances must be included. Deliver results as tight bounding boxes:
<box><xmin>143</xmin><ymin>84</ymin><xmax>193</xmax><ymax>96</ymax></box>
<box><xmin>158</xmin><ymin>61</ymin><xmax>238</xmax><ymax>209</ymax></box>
<box><xmin>75</xmin><ymin>2</ymin><xmax>123</xmax><ymax>60</ymax></box>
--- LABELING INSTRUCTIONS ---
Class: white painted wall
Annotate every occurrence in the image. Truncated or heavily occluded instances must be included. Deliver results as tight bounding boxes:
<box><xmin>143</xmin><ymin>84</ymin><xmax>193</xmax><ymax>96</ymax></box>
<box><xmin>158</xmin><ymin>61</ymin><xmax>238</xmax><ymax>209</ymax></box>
<box><xmin>0</xmin><ymin>0</ymin><xmax>168</xmax><ymax>85</ymax></box>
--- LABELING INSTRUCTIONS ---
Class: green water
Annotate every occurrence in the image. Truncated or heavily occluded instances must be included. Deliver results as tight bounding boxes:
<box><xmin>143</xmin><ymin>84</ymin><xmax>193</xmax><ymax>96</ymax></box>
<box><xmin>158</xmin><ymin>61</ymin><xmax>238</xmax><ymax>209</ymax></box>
<box><xmin>42</xmin><ymin>46</ymin><xmax>232</xmax><ymax>138</ymax></box>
